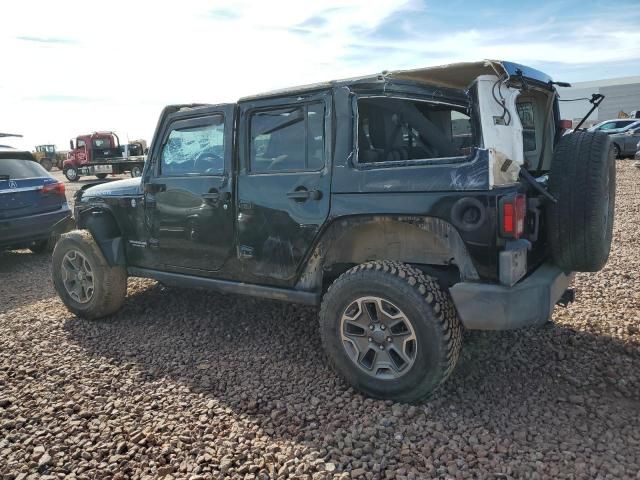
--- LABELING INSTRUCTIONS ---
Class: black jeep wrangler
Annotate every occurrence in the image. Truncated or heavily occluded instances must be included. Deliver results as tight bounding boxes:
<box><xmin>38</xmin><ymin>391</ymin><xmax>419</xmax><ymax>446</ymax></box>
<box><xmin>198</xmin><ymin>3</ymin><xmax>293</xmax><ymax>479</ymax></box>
<box><xmin>53</xmin><ymin>60</ymin><xmax>615</xmax><ymax>402</ymax></box>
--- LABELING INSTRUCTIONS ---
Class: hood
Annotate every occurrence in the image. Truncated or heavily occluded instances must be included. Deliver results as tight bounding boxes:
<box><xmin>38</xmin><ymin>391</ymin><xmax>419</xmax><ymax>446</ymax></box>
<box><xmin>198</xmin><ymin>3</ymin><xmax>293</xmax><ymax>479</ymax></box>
<box><xmin>83</xmin><ymin>177</ymin><xmax>142</xmax><ymax>198</ymax></box>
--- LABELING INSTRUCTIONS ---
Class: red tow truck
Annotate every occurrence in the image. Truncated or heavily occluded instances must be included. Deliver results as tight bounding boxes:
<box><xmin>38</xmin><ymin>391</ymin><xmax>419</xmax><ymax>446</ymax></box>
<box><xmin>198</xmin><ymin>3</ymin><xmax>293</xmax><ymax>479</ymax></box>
<box><xmin>63</xmin><ymin>132</ymin><xmax>146</xmax><ymax>182</ymax></box>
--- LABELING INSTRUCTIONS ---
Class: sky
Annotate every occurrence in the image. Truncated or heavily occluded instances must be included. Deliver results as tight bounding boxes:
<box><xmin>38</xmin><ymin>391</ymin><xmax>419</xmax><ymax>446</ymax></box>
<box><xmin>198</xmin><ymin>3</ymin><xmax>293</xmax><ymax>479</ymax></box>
<box><xmin>1</xmin><ymin>0</ymin><xmax>639</xmax><ymax>151</ymax></box>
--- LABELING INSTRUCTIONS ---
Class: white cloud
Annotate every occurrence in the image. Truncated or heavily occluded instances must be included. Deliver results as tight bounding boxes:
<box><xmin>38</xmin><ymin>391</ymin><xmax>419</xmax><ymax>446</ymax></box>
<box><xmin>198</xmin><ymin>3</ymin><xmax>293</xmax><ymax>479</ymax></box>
<box><xmin>0</xmin><ymin>0</ymin><xmax>638</xmax><ymax>150</ymax></box>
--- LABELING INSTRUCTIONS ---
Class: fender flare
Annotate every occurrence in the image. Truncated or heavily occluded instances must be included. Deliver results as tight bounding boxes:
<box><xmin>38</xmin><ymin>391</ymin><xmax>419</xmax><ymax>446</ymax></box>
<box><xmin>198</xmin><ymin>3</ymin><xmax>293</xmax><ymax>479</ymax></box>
<box><xmin>296</xmin><ymin>215</ymin><xmax>479</xmax><ymax>290</ymax></box>
<box><xmin>76</xmin><ymin>206</ymin><xmax>126</xmax><ymax>267</ymax></box>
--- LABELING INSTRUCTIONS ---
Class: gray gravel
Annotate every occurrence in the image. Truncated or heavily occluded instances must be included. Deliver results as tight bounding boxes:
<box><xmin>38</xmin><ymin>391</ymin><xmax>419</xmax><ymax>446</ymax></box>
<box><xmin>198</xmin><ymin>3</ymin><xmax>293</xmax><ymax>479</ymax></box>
<box><xmin>1</xmin><ymin>164</ymin><xmax>639</xmax><ymax>479</ymax></box>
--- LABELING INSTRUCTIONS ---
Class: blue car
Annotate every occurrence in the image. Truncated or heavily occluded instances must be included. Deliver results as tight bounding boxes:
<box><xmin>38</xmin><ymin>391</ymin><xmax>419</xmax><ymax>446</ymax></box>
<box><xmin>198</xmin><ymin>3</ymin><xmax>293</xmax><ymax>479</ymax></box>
<box><xmin>0</xmin><ymin>149</ymin><xmax>72</xmax><ymax>253</ymax></box>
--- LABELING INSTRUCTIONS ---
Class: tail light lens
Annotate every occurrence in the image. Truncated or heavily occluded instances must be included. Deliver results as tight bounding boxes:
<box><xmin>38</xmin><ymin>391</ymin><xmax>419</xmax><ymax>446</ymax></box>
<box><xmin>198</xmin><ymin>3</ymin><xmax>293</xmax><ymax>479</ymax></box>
<box><xmin>42</xmin><ymin>181</ymin><xmax>65</xmax><ymax>197</ymax></box>
<box><xmin>500</xmin><ymin>194</ymin><xmax>526</xmax><ymax>239</ymax></box>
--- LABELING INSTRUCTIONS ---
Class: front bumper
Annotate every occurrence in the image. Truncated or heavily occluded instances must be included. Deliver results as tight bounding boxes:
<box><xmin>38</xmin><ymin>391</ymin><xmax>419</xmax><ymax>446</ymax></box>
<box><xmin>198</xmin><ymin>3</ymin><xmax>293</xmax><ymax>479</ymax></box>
<box><xmin>450</xmin><ymin>263</ymin><xmax>574</xmax><ymax>330</ymax></box>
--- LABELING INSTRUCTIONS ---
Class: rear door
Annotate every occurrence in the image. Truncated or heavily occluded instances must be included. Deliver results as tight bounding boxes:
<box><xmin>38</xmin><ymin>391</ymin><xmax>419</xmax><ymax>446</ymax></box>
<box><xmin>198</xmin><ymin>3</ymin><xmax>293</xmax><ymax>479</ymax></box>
<box><xmin>237</xmin><ymin>91</ymin><xmax>332</xmax><ymax>286</ymax></box>
<box><xmin>0</xmin><ymin>158</ymin><xmax>62</xmax><ymax>220</ymax></box>
<box><xmin>143</xmin><ymin>105</ymin><xmax>235</xmax><ymax>273</ymax></box>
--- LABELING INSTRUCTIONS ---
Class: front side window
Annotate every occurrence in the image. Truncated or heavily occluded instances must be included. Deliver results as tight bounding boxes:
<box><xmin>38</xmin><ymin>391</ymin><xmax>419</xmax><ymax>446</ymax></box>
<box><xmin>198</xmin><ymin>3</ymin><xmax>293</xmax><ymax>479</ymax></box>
<box><xmin>76</xmin><ymin>139</ymin><xmax>86</xmax><ymax>149</ymax></box>
<box><xmin>161</xmin><ymin>116</ymin><xmax>225</xmax><ymax>176</ymax></box>
<box><xmin>249</xmin><ymin>103</ymin><xmax>325</xmax><ymax>173</ymax></box>
<box><xmin>356</xmin><ymin>97</ymin><xmax>474</xmax><ymax>165</ymax></box>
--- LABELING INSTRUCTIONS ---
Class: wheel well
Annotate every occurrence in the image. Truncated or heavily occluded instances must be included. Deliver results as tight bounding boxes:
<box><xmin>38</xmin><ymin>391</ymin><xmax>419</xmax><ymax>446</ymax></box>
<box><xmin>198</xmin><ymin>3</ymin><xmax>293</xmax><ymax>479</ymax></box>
<box><xmin>297</xmin><ymin>215</ymin><xmax>478</xmax><ymax>292</ymax></box>
<box><xmin>321</xmin><ymin>262</ymin><xmax>460</xmax><ymax>294</ymax></box>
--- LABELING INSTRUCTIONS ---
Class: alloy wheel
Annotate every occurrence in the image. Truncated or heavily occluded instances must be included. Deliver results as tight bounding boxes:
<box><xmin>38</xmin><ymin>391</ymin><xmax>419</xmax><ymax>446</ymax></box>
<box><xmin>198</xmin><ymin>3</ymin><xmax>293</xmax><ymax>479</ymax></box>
<box><xmin>340</xmin><ymin>296</ymin><xmax>417</xmax><ymax>380</ymax></box>
<box><xmin>61</xmin><ymin>250</ymin><xmax>95</xmax><ymax>303</ymax></box>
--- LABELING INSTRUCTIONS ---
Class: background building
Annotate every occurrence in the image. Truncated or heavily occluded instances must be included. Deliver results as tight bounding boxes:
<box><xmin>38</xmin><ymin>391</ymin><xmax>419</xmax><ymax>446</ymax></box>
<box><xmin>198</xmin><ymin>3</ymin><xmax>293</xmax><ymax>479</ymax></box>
<box><xmin>557</xmin><ymin>76</ymin><xmax>640</xmax><ymax>127</ymax></box>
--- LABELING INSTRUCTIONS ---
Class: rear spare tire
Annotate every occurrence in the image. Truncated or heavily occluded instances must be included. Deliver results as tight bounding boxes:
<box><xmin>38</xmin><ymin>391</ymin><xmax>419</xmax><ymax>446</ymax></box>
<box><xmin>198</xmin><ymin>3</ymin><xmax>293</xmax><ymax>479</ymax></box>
<box><xmin>546</xmin><ymin>131</ymin><xmax>615</xmax><ymax>272</ymax></box>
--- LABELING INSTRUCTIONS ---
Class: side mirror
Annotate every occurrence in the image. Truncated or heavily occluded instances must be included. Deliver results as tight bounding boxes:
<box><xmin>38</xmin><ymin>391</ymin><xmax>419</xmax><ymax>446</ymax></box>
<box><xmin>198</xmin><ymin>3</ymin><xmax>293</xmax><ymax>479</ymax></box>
<box><xmin>69</xmin><ymin>140</ymin><xmax>74</xmax><ymax>150</ymax></box>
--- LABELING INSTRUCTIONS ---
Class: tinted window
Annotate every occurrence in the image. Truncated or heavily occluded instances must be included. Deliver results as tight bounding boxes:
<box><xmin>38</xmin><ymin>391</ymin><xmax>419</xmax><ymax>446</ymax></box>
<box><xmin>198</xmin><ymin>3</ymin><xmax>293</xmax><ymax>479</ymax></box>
<box><xmin>161</xmin><ymin>116</ymin><xmax>225</xmax><ymax>176</ymax></box>
<box><xmin>250</xmin><ymin>103</ymin><xmax>325</xmax><ymax>173</ymax></box>
<box><xmin>357</xmin><ymin>98</ymin><xmax>474</xmax><ymax>164</ymax></box>
<box><xmin>599</xmin><ymin>122</ymin><xmax>617</xmax><ymax>131</ymax></box>
<box><xmin>0</xmin><ymin>159</ymin><xmax>49</xmax><ymax>179</ymax></box>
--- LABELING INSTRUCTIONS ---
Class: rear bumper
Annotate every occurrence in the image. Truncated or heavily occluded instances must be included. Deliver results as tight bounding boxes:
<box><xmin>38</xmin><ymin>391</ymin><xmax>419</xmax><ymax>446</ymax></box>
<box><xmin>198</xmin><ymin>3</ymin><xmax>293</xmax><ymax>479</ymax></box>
<box><xmin>0</xmin><ymin>206</ymin><xmax>72</xmax><ymax>248</ymax></box>
<box><xmin>450</xmin><ymin>263</ymin><xmax>574</xmax><ymax>330</ymax></box>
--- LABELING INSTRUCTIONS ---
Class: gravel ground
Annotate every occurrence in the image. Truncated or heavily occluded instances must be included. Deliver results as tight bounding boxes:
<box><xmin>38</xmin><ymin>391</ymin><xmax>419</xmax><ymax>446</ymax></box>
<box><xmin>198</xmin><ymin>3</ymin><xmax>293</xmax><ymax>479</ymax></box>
<box><xmin>1</xmin><ymin>164</ymin><xmax>639</xmax><ymax>480</ymax></box>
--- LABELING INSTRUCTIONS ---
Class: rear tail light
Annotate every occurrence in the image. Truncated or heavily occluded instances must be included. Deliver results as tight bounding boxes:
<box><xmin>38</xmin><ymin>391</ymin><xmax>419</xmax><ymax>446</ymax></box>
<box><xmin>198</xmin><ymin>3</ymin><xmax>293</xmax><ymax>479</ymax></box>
<box><xmin>42</xmin><ymin>181</ymin><xmax>65</xmax><ymax>197</ymax></box>
<box><xmin>500</xmin><ymin>194</ymin><xmax>526</xmax><ymax>239</ymax></box>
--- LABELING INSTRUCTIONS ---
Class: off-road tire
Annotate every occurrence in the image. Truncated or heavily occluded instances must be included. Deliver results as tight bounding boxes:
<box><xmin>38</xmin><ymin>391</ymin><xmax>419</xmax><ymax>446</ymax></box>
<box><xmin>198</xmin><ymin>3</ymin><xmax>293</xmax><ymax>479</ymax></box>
<box><xmin>96</xmin><ymin>173</ymin><xmax>108</xmax><ymax>179</ymax></box>
<box><xmin>319</xmin><ymin>260</ymin><xmax>462</xmax><ymax>403</ymax></box>
<box><xmin>52</xmin><ymin>230</ymin><xmax>127</xmax><ymax>320</ymax></box>
<box><xmin>547</xmin><ymin>131</ymin><xmax>615</xmax><ymax>272</ymax></box>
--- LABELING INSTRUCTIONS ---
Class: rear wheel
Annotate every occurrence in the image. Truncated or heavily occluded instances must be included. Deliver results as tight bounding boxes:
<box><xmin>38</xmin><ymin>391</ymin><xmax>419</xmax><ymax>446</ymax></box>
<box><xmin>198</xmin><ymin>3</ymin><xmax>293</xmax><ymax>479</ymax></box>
<box><xmin>52</xmin><ymin>230</ymin><xmax>127</xmax><ymax>319</ymax></box>
<box><xmin>612</xmin><ymin>143</ymin><xmax>621</xmax><ymax>159</ymax></box>
<box><xmin>96</xmin><ymin>173</ymin><xmax>108</xmax><ymax>180</ymax></box>
<box><xmin>320</xmin><ymin>260</ymin><xmax>461</xmax><ymax>402</ymax></box>
<box><xmin>64</xmin><ymin>167</ymin><xmax>79</xmax><ymax>182</ymax></box>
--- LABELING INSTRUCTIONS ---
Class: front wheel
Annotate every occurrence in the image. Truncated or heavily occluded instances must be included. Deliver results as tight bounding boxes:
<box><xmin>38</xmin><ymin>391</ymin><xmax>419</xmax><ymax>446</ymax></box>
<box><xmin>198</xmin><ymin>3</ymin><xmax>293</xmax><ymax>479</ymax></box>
<box><xmin>64</xmin><ymin>167</ymin><xmax>80</xmax><ymax>182</ymax></box>
<box><xmin>130</xmin><ymin>165</ymin><xmax>143</xmax><ymax>178</ymax></box>
<box><xmin>96</xmin><ymin>173</ymin><xmax>108</xmax><ymax>180</ymax></box>
<box><xmin>320</xmin><ymin>260</ymin><xmax>462</xmax><ymax>402</ymax></box>
<box><xmin>52</xmin><ymin>230</ymin><xmax>127</xmax><ymax>319</ymax></box>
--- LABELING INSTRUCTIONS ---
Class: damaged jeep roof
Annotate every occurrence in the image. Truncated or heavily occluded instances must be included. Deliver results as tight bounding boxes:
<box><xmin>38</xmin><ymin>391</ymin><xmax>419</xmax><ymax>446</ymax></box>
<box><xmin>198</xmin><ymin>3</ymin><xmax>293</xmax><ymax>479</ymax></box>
<box><xmin>240</xmin><ymin>60</ymin><xmax>554</xmax><ymax>101</ymax></box>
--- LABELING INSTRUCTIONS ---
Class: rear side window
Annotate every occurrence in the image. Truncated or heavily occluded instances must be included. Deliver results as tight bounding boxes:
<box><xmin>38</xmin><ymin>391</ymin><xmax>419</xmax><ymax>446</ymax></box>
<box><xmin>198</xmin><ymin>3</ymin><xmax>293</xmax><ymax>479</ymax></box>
<box><xmin>356</xmin><ymin>98</ymin><xmax>474</xmax><ymax>165</ymax></box>
<box><xmin>249</xmin><ymin>103</ymin><xmax>325</xmax><ymax>173</ymax></box>
<box><xmin>0</xmin><ymin>159</ymin><xmax>49</xmax><ymax>179</ymax></box>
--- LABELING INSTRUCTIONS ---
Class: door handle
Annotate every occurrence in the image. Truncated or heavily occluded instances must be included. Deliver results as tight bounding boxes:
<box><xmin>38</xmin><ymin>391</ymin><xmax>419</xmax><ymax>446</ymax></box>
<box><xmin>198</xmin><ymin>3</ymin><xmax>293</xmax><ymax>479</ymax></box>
<box><xmin>202</xmin><ymin>192</ymin><xmax>220</xmax><ymax>200</ymax></box>
<box><xmin>144</xmin><ymin>183</ymin><xmax>166</xmax><ymax>194</ymax></box>
<box><xmin>287</xmin><ymin>188</ymin><xmax>322</xmax><ymax>202</ymax></box>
